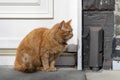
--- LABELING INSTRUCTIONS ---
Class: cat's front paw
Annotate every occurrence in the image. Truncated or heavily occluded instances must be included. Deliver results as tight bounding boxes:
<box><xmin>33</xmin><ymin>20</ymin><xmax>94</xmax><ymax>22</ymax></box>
<box><xmin>48</xmin><ymin>67</ymin><xmax>57</xmax><ymax>72</ymax></box>
<box><xmin>37</xmin><ymin>67</ymin><xmax>49</xmax><ymax>72</ymax></box>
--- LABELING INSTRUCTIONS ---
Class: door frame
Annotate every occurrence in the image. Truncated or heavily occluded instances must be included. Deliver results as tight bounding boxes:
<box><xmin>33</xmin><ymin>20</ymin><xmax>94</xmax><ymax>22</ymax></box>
<box><xmin>77</xmin><ymin>0</ymin><xmax>82</xmax><ymax>70</ymax></box>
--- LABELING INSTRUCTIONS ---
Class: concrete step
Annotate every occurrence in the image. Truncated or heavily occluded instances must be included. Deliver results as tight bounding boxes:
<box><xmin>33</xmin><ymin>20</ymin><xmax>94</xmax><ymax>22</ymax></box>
<box><xmin>0</xmin><ymin>66</ymin><xmax>86</xmax><ymax>80</ymax></box>
<box><xmin>56</xmin><ymin>52</ymin><xmax>77</xmax><ymax>67</ymax></box>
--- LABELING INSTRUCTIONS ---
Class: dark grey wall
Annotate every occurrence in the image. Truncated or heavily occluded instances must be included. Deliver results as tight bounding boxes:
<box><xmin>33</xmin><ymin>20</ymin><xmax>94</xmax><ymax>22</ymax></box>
<box><xmin>82</xmin><ymin>0</ymin><xmax>115</xmax><ymax>70</ymax></box>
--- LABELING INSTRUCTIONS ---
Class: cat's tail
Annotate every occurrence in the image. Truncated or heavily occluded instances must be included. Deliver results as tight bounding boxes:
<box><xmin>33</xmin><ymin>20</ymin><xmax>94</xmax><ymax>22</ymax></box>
<box><xmin>14</xmin><ymin>54</ymin><xmax>36</xmax><ymax>73</ymax></box>
<box><xmin>14</xmin><ymin>62</ymin><xmax>36</xmax><ymax>73</ymax></box>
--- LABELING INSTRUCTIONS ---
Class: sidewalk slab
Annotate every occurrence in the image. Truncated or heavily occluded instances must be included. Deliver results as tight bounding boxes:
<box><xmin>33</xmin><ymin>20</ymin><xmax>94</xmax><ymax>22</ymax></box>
<box><xmin>86</xmin><ymin>70</ymin><xmax>120</xmax><ymax>80</ymax></box>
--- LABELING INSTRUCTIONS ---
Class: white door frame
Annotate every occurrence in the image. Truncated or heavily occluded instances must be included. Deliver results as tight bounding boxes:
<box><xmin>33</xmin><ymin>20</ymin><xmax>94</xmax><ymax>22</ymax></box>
<box><xmin>77</xmin><ymin>0</ymin><xmax>82</xmax><ymax>70</ymax></box>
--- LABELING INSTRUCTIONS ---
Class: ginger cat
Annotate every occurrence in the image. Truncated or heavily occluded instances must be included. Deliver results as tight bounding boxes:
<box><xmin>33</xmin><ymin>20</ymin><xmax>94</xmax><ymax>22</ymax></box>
<box><xmin>14</xmin><ymin>20</ymin><xmax>73</xmax><ymax>72</ymax></box>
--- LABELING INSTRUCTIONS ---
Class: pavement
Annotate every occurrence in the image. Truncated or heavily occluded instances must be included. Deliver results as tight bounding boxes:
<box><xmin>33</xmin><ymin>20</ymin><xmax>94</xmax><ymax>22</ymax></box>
<box><xmin>0</xmin><ymin>66</ymin><xmax>86</xmax><ymax>80</ymax></box>
<box><xmin>86</xmin><ymin>70</ymin><xmax>120</xmax><ymax>80</ymax></box>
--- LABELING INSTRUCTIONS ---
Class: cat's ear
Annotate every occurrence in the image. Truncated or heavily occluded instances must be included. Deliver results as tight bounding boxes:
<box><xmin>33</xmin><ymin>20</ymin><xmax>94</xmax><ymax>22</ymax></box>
<box><xmin>67</xmin><ymin>19</ymin><xmax>72</xmax><ymax>24</ymax></box>
<box><xmin>60</xmin><ymin>20</ymin><xmax>65</xmax><ymax>30</ymax></box>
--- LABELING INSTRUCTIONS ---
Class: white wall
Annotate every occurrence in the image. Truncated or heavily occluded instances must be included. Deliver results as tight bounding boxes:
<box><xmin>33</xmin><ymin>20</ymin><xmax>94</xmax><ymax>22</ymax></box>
<box><xmin>0</xmin><ymin>0</ymin><xmax>80</xmax><ymax>66</ymax></box>
<box><xmin>0</xmin><ymin>0</ymin><xmax>78</xmax><ymax>48</ymax></box>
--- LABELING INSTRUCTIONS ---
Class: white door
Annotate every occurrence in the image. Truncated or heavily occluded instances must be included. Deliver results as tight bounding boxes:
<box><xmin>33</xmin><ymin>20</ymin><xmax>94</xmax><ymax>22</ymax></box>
<box><xmin>0</xmin><ymin>0</ymin><xmax>82</xmax><ymax>70</ymax></box>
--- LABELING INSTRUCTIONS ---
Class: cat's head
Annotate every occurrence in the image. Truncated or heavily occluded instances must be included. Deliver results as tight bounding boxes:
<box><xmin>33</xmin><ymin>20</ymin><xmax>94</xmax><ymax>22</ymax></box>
<box><xmin>51</xmin><ymin>20</ymin><xmax>73</xmax><ymax>45</ymax></box>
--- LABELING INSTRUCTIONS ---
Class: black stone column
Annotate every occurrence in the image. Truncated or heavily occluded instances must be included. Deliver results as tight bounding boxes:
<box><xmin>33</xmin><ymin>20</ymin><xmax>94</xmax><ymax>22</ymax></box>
<box><xmin>82</xmin><ymin>0</ymin><xmax>115</xmax><ymax>70</ymax></box>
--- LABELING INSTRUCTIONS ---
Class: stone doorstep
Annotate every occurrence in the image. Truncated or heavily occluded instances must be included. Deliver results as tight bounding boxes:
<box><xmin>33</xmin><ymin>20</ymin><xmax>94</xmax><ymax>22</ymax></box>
<box><xmin>56</xmin><ymin>52</ymin><xmax>77</xmax><ymax>67</ymax></box>
<box><xmin>0</xmin><ymin>66</ymin><xmax>86</xmax><ymax>80</ymax></box>
<box><xmin>65</xmin><ymin>44</ymin><xmax>78</xmax><ymax>53</ymax></box>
